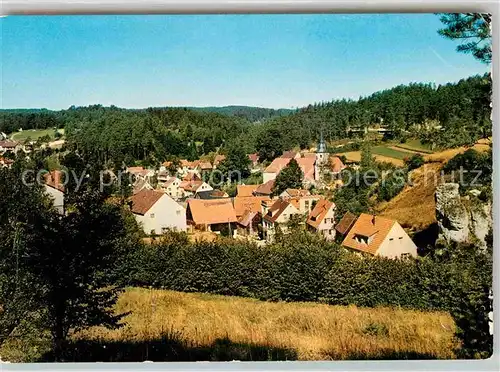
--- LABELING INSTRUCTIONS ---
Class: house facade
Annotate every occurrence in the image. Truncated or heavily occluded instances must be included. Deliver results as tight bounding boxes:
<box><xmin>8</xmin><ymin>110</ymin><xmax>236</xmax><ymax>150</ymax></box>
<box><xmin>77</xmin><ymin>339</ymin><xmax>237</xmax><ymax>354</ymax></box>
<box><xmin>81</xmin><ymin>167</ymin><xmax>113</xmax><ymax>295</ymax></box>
<box><xmin>261</xmin><ymin>199</ymin><xmax>301</xmax><ymax>242</ymax></box>
<box><xmin>341</xmin><ymin>214</ymin><xmax>417</xmax><ymax>259</ymax></box>
<box><xmin>186</xmin><ymin>198</ymin><xmax>237</xmax><ymax>233</ymax></box>
<box><xmin>130</xmin><ymin>189</ymin><xmax>186</xmax><ymax>235</ymax></box>
<box><xmin>306</xmin><ymin>199</ymin><xmax>336</xmax><ymax>240</ymax></box>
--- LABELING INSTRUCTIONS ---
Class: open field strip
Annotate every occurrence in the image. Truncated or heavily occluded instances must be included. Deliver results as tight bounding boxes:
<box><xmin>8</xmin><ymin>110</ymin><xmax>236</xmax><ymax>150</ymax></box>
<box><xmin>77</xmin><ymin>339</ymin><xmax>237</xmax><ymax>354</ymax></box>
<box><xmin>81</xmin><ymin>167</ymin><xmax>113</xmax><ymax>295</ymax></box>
<box><xmin>10</xmin><ymin>128</ymin><xmax>64</xmax><ymax>142</ymax></box>
<box><xmin>72</xmin><ymin>287</ymin><xmax>457</xmax><ymax>361</ymax></box>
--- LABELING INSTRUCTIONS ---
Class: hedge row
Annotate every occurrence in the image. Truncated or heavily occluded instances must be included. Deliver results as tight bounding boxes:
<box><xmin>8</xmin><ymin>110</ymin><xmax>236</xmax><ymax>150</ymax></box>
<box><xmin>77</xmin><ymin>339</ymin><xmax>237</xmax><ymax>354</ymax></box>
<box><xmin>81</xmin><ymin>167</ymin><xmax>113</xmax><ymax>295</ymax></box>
<box><xmin>122</xmin><ymin>232</ymin><xmax>486</xmax><ymax>312</ymax></box>
<box><xmin>119</xmin><ymin>231</ymin><xmax>492</xmax><ymax>357</ymax></box>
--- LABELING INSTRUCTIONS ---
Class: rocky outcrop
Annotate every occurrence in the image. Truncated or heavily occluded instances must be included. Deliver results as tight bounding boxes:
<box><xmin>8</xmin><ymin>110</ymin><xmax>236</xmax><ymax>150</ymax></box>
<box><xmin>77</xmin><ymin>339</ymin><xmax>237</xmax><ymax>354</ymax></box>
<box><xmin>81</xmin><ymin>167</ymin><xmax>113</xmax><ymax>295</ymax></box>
<box><xmin>435</xmin><ymin>183</ymin><xmax>492</xmax><ymax>248</ymax></box>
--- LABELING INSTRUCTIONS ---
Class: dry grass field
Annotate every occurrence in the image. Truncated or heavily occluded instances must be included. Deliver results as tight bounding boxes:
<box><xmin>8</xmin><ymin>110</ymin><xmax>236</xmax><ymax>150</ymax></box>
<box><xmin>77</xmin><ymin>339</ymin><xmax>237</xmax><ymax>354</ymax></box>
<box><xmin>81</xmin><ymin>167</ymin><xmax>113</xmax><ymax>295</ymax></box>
<box><xmin>377</xmin><ymin>138</ymin><xmax>491</xmax><ymax>230</ymax></box>
<box><xmin>70</xmin><ymin>287</ymin><xmax>457</xmax><ymax>361</ymax></box>
<box><xmin>377</xmin><ymin>162</ymin><xmax>443</xmax><ymax>230</ymax></box>
<box><xmin>424</xmin><ymin>140</ymin><xmax>491</xmax><ymax>163</ymax></box>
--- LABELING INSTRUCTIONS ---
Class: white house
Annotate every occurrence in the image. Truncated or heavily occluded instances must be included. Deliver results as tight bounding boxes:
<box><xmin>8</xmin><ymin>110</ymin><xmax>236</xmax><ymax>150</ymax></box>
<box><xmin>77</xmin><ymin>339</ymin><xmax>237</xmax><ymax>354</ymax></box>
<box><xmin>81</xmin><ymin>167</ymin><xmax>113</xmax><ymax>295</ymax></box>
<box><xmin>161</xmin><ymin>177</ymin><xmax>185</xmax><ymax>200</ymax></box>
<box><xmin>43</xmin><ymin>170</ymin><xmax>65</xmax><ymax>214</ymax></box>
<box><xmin>306</xmin><ymin>199</ymin><xmax>336</xmax><ymax>240</ymax></box>
<box><xmin>129</xmin><ymin>189</ymin><xmax>186</xmax><ymax>235</ymax></box>
<box><xmin>342</xmin><ymin>214</ymin><xmax>417</xmax><ymax>259</ymax></box>
<box><xmin>261</xmin><ymin>198</ymin><xmax>301</xmax><ymax>242</ymax></box>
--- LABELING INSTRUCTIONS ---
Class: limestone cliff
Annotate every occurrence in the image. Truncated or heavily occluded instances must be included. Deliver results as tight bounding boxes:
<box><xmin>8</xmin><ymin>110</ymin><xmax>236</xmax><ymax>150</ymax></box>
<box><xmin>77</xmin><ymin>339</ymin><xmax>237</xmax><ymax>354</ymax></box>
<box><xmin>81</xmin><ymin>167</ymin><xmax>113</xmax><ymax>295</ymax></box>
<box><xmin>435</xmin><ymin>183</ymin><xmax>492</xmax><ymax>248</ymax></box>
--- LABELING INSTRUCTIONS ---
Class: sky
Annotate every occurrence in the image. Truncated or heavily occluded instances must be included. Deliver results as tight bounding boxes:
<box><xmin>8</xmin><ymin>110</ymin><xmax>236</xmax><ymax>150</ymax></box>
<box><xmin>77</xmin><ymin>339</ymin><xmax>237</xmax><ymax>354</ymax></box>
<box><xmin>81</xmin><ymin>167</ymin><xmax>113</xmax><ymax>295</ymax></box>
<box><xmin>1</xmin><ymin>14</ymin><xmax>490</xmax><ymax>110</ymax></box>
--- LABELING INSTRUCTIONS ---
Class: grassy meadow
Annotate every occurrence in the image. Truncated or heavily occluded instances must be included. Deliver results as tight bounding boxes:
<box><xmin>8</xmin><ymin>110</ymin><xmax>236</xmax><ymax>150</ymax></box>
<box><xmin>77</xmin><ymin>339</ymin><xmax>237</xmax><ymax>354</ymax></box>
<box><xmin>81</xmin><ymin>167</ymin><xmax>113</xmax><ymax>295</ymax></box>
<box><xmin>10</xmin><ymin>128</ymin><xmax>64</xmax><ymax>142</ymax></box>
<box><xmin>42</xmin><ymin>287</ymin><xmax>459</xmax><ymax>362</ymax></box>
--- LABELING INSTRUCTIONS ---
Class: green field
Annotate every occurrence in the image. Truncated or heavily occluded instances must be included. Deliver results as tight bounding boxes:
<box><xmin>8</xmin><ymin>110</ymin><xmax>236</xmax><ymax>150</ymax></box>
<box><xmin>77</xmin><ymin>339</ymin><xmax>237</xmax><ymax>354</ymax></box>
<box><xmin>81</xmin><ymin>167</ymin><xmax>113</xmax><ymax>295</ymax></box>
<box><xmin>10</xmin><ymin>128</ymin><xmax>64</xmax><ymax>142</ymax></box>
<box><xmin>372</xmin><ymin>146</ymin><xmax>414</xmax><ymax>160</ymax></box>
<box><xmin>393</xmin><ymin>139</ymin><xmax>434</xmax><ymax>154</ymax></box>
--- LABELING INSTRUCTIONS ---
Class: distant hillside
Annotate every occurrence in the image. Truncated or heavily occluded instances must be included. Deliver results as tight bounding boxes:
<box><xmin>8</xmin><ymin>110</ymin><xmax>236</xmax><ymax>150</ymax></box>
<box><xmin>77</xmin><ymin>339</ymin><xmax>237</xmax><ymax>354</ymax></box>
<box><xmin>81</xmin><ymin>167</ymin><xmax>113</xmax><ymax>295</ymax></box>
<box><xmin>0</xmin><ymin>108</ymin><xmax>53</xmax><ymax>114</ymax></box>
<box><xmin>186</xmin><ymin>106</ymin><xmax>295</xmax><ymax>122</ymax></box>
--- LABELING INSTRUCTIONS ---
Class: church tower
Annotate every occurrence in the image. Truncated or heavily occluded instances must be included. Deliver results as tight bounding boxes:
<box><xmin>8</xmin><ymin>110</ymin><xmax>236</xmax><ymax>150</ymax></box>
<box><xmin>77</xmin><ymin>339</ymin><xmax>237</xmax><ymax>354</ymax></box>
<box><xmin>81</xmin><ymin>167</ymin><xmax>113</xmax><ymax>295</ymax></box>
<box><xmin>315</xmin><ymin>130</ymin><xmax>329</xmax><ymax>182</ymax></box>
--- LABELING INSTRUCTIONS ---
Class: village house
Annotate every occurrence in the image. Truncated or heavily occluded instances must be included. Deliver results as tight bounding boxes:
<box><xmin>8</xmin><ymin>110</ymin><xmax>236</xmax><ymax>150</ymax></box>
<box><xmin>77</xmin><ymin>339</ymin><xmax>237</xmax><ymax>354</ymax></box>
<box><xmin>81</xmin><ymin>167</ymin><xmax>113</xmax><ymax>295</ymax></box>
<box><xmin>159</xmin><ymin>176</ymin><xmax>184</xmax><ymax>200</ymax></box>
<box><xmin>132</xmin><ymin>178</ymin><xmax>154</xmax><ymax>195</ymax></box>
<box><xmin>126</xmin><ymin>166</ymin><xmax>154</xmax><ymax>180</ymax></box>
<box><xmin>248</xmin><ymin>153</ymin><xmax>259</xmax><ymax>168</ymax></box>
<box><xmin>279</xmin><ymin>188</ymin><xmax>310</xmax><ymax>199</ymax></box>
<box><xmin>0</xmin><ymin>157</ymin><xmax>14</xmax><ymax>168</ymax></box>
<box><xmin>197</xmin><ymin>161</ymin><xmax>213</xmax><ymax>173</ymax></box>
<box><xmin>293</xmin><ymin>194</ymin><xmax>321</xmax><ymax>214</ymax></box>
<box><xmin>335</xmin><ymin>211</ymin><xmax>357</xmax><ymax>239</ymax></box>
<box><xmin>236</xmin><ymin>184</ymin><xmax>259</xmax><ymax>197</ymax></box>
<box><xmin>306</xmin><ymin>199</ymin><xmax>336</xmax><ymax>240</ymax></box>
<box><xmin>195</xmin><ymin>189</ymin><xmax>229</xmax><ymax>200</ymax></box>
<box><xmin>129</xmin><ymin>189</ymin><xmax>186</xmax><ymax>235</ymax></box>
<box><xmin>261</xmin><ymin>198</ymin><xmax>301</xmax><ymax>242</ymax></box>
<box><xmin>180</xmin><ymin>180</ymin><xmax>213</xmax><ymax>197</ymax></box>
<box><xmin>43</xmin><ymin>170</ymin><xmax>65</xmax><ymax>214</ymax></box>
<box><xmin>0</xmin><ymin>140</ymin><xmax>20</xmax><ymax>155</ymax></box>
<box><xmin>262</xmin><ymin>135</ymin><xmax>346</xmax><ymax>187</ymax></box>
<box><xmin>233</xmin><ymin>195</ymin><xmax>271</xmax><ymax>238</ymax></box>
<box><xmin>157</xmin><ymin>170</ymin><xmax>170</xmax><ymax>183</ymax></box>
<box><xmin>253</xmin><ymin>180</ymin><xmax>275</xmax><ymax>197</ymax></box>
<box><xmin>212</xmin><ymin>154</ymin><xmax>226</xmax><ymax>168</ymax></box>
<box><xmin>341</xmin><ymin>213</ymin><xmax>417</xmax><ymax>259</ymax></box>
<box><xmin>186</xmin><ymin>198</ymin><xmax>237</xmax><ymax>234</ymax></box>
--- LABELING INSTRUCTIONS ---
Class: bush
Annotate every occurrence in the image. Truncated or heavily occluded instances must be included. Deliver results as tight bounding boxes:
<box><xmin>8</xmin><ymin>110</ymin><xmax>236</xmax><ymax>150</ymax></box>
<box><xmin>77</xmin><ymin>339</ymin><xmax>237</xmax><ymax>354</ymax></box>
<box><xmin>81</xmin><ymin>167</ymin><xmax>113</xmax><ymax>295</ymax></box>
<box><xmin>124</xmin><ymin>231</ymin><xmax>492</xmax><ymax>359</ymax></box>
<box><xmin>405</xmin><ymin>154</ymin><xmax>425</xmax><ymax>171</ymax></box>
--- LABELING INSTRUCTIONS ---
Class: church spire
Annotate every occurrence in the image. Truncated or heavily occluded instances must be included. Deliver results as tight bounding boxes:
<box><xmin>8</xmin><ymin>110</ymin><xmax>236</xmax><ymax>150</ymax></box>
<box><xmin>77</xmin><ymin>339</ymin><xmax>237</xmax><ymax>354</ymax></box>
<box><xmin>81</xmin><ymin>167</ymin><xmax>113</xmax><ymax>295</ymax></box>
<box><xmin>317</xmin><ymin>129</ymin><xmax>326</xmax><ymax>153</ymax></box>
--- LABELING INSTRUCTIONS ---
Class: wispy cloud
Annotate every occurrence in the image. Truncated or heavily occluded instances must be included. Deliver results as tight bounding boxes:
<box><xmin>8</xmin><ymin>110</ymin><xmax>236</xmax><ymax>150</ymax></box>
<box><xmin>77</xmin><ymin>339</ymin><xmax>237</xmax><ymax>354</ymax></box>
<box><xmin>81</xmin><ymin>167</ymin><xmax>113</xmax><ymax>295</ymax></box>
<box><xmin>429</xmin><ymin>47</ymin><xmax>459</xmax><ymax>71</ymax></box>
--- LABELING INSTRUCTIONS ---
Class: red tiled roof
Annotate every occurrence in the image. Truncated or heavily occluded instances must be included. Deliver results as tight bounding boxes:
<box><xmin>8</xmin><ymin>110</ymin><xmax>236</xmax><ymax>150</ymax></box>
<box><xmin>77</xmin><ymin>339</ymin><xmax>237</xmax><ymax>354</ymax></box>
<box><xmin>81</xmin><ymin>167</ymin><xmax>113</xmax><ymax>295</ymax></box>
<box><xmin>181</xmin><ymin>180</ymin><xmax>204</xmax><ymax>192</ymax></box>
<box><xmin>263</xmin><ymin>198</ymin><xmax>293</xmax><ymax>223</ymax></box>
<box><xmin>307</xmin><ymin>199</ymin><xmax>334</xmax><ymax>229</ymax></box>
<box><xmin>233</xmin><ymin>196</ymin><xmax>271</xmax><ymax>217</ymax></box>
<box><xmin>213</xmin><ymin>154</ymin><xmax>226</xmax><ymax>165</ymax></box>
<box><xmin>296</xmin><ymin>157</ymin><xmax>316</xmax><ymax>182</ymax></box>
<box><xmin>254</xmin><ymin>179</ymin><xmax>275</xmax><ymax>195</ymax></box>
<box><xmin>182</xmin><ymin>172</ymin><xmax>201</xmax><ymax>182</ymax></box>
<box><xmin>264</xmin><ymin>158</ymin><xmax>290</xmax><ymax>174</ymax></box>
<box><xmin>187</xmin><ymin>198</ymin><xmax>237</xmax><ymax>225</ymax></box>
<box><xmin>237</xmin><ymin>184</ymin><xmax>258</xmax><ymax>197</ymax></box>
<box><xmin>282</xmin><ymin>188</ymin><xmax>310</xmax><ymax>198</ymax></box>
<box><xmin>335</xmin><ymin>212</ymin><xmax>357</xmax><ymax>235</ymax></box>
<box><xmin>238</xmin><ymin>210</ymin><xmax>259</xmax><ymax>227</ymax></box>
<box><xmin>248</xmin><ymin>153</ymin><xmax>259</xmax><ymax>163</ymax></box>
<box><xmin>342</xmin><ymin>214</ymin><xmax>396</xmax><ymax>255</ymax></box>
<box><xmin>199</xmin><ymin>161</ymin><xmax>213</xmax><ymax>170</ymax></box>
<box><xmin>129</xmin><ymin>189</ymin><xmax>164</xmax><ymax>215</ymax></box>
<box><xmin>0</xmin><ymin>140</ymin><xmax>18</xmax><ymax>148</ymax></box>
<box><xmin>329</xmin><ymin>156</ymin><xmax>346</xmax><ymax>173</ymax></box>
<box><xmin>44</xmin><ymin>170</ymin><xmax>65</xmax><ymax>192</ymax></box>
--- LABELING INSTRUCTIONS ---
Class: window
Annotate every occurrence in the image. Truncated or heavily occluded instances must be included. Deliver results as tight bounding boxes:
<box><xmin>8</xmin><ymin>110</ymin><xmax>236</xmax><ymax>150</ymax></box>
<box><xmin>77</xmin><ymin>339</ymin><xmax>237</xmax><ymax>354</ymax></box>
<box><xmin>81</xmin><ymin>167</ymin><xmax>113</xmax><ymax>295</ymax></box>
<box><xmin>389</xmin><ymin>238</ymin><xmax>394</xmax><ymax>241</ymax></box>
<box><xmin>399</xmin><ymin>237</ymin><xmax>403</xmax><ymax>240</ymax></box>
<box><xmin>176</xmin><ymin>210</ymin><xmax>181</xmax><ymax>215</ymax></box>
<box><xmin>305</xmin><ymin>201</ymin><xmax>310</xmax><ymax>209</ymax></box>
<box><xmin>150</xmin><ymin>213</ymin><xmax>155</xmax><ymax>218</ymax></box>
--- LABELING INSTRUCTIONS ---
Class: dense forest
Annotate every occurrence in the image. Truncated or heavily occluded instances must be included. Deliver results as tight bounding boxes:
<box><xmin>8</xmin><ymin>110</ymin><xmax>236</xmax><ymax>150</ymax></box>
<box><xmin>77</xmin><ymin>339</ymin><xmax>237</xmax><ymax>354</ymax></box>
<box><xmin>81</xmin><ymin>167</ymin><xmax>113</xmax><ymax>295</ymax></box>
<box><xmin>0</xmin><ymin>73</ymin><xmax>491</xmax><ymax>165</ymax></box>
<box><xmin>187</xmin><ymin>105</ymin><xmax>294</xmax><ymax>122</ymax></box>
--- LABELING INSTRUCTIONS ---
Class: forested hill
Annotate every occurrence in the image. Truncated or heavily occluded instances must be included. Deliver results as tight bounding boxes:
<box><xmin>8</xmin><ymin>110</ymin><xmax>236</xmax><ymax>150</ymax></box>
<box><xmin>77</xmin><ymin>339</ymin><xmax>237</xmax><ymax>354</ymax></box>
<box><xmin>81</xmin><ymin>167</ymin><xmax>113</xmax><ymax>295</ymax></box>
<box><xmin>258</xmin><ymin>73</ymin><xmax>491</xmax><ymax>152</ymax></box>
<box><xmin>0</xmin><ymin>73</ymin><xmax>491</xmax><ymax>165</ymax></box>
<box><xmin>186</xmin><ymin>106</ymin><xmax>295</xmax><ymax>122</ymax></box>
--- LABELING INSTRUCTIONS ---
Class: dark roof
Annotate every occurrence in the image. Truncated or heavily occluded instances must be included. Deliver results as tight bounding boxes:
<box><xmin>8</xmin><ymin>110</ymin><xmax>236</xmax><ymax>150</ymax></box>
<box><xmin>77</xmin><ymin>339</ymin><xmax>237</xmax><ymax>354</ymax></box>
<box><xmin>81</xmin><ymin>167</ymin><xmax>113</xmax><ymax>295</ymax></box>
<box><xmin>129</xmin><ymin>189</ymin><xmax>164</xmax><ymax>215</ymax></box>
<box><xmin>254</xmin><ymin>179</ymin><xmax>274</xmax><ymax>195</ymax></box>
<box><xmin>195</xmin><ymin>190</ymin><xmax>226</xmax><ymax>200</ymax></box>
<box><xmin>263</xmin><ymin>199</ymin><xmax>291</xmax><ymax>223</ymax></box>
<box><xmin>335</xmin><ymin>212</ymin><xmax>357</xmax><ymax>235</ymax></box>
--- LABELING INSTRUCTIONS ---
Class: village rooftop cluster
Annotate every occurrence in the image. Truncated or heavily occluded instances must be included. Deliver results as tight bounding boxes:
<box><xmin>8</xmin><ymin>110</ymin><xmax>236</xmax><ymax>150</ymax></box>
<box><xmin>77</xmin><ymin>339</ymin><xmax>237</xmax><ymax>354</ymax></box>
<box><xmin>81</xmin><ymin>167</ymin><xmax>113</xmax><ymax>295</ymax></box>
<box><xmin>7</xmin><ymin>133</ymin><xmax>421</xmax><ymax>260</ymax></box>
